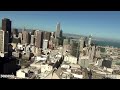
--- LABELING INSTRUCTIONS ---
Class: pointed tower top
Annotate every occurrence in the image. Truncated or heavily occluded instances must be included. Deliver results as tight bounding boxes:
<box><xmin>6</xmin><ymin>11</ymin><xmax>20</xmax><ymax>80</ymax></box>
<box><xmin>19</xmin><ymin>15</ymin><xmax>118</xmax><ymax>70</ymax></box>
<box><xmin>57</xmin><ymin>22</ymin><xmax>60</xmax><ymax>25</ymax></box>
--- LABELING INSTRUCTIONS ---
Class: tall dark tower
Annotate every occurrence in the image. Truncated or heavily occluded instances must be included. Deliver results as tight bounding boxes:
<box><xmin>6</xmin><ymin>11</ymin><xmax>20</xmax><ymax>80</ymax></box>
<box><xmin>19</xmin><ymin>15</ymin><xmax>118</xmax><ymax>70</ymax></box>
<box><xmin>2</xmin><ymin>18</ymin><xmax>11</xmax><ymax>43</ymax></box>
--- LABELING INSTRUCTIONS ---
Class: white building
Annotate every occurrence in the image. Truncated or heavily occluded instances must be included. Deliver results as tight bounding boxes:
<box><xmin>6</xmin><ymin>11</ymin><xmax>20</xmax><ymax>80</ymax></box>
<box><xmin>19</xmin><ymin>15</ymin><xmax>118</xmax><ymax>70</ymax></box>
<box><xmin>64</xmin><ymin>55</ymin><xmax>77</xmax><ymax>64</ymax></box>
<box><xmin>35</xmin><ymin>56</ymin><xmax>47</xmax><ymax>61</ymax></box>
<box><xmin>72</xmin><ymin>74</ymin><xmax>83</xmax><ymax>79</ymax></box>
<box><xmin>35</xmin><ymin>47</ymin><xmax>41</xmax><ymax>56</ymax></box>
<box><xmin>61</xmin><ymin>64</ymin><xmax>70</xmax><ymax>69</ymax></box>
<box><xmin>79</xmin><ymin>56</ymin><xmax>89</xmax><ymax>68</ymax></box>
<box><xmin>11</xmin><ymin>43</ymin><xmax>17</xmax><ymax>50</ymax></box>
<box><xmin>106</xmin><ymin>68</ymin><xmax>113</xmax><ymax>73</ymax></box>
<box><xmin>105</xmin><ymin>75</ymin><xmax>120</xmax><ymax>79</ymax></box>
<box><xmin>31</xmin><ymin>46</ymin><xmax>35</xmax><ymax>54</ymax></box>
<box><xmin>70</xmin><ymin>64</ymin><xmax>80</xmax><ymax>69</ymax></box>
<box><xmin>31</xmin><ymin>35</ymin><xmax>35</xmax><ymax>45</ymax></box>
<box><xmin>43</xmin><ymin>39</ymin><xmax>48</xmax><ymax>50</ymax></box>
<box><xmin>41</xmin><ymin>64</ymin><xmax>53</xmax><ymax>73</ymax></box>
<box><xmin>88</xmin><ymin>34</ymin><xmax>92</xmax><ymax>46</ymax></box>
<box><xmin>16</xmin><ymin>69</ymin><xmax>28</xmax><ymax>78</ymax></box>
<box><xmin>17</xmin><ymin>44</ymin><xmax>23</xmax><ymax>50</ymax></box>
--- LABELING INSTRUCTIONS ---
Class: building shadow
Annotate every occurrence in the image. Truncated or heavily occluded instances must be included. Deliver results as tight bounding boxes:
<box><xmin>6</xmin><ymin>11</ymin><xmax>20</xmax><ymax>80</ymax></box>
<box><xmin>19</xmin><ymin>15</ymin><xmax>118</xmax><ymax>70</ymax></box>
<box><xmin>0</xmin><ymin>57</ymin><xmax>21</xmax><ymax>76</ymax></box>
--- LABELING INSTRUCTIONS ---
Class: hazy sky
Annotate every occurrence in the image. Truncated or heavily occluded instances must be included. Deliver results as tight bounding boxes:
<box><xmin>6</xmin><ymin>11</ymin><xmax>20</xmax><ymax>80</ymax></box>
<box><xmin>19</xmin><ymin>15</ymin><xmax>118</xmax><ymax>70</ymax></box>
<box><xmin>0</xmin><ymin>11</ymin><xmax>120</xmax><ymax>40</ymax></box>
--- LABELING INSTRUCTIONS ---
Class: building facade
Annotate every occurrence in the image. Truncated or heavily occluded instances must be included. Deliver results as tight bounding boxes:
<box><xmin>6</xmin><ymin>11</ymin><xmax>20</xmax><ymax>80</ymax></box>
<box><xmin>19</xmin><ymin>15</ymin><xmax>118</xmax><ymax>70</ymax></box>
<box><xmin>35</xmin><ymin>30</ymin><xmax>43</xmax><ymax>48</ymax></box>
<box><xmin>22</xmin><ymin>30</ymin><xmax>30</xmax><ymax>45</ymax></box>
<box><xmin>55</xmin><ymin>22</ymin><xmax>61</xmax><ymax>38</ymax></box>
<box><xmin>30</xmin><ymin>35</ymin><xmax>35</xmax><ymax>45</ymax></box>
<box><xmin>43</xmin><ymin>31</ymin><xmax>51</xmax><ymax>40</ymax></box>
<box><xmin>0</xmin><ymin>30</ymin><xmax>9</xmax><ymax>57</ymax></box>
<box><xmin>88</xmin><ymin>34</ymin><xmax>92</xmax><ymax>46</ymax></box>
<box><xmin>43</xmin><ymin>39</ymin><xmax>48</xmax><ymax>50</ymax></box>
<box><xmin>2</xmin><ymin>18</ymin><xmax>11</xmax><ymax>43</ymax></box>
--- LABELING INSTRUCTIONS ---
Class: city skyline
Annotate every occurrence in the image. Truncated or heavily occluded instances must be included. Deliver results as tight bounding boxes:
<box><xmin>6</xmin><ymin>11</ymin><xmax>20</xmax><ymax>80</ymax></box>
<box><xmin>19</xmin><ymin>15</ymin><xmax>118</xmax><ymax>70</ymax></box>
<box><xmin>0</xmin><ymin>12</ymin><xmax>120</xmax><ymax>79</ymax></box>
<box><xmin>0</xmin><ymin>11</ymin><xmax>120</xmax><ymax>40</ymax></box>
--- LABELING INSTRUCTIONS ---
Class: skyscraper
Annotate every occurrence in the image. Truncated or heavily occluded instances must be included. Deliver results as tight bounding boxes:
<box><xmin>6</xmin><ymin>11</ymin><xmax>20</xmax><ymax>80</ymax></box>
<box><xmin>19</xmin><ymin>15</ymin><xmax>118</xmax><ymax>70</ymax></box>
<box><xmin>18</xmin><ymin>32</ymin><xmax>23</xmax><ymax>44</ymax></box>
<box><xmin>12</xmin><ymin>28</ymin><xmax>18</xmax><ymax>37</ymax></box>
<box><xmin>30</xmin><ymin>35</ymin><xmax>35</xmax><ymax>45</ymax></box>
<box><xmin>55</xmin><ymin>22</ymin><xmax>63</xmax><ymax>46</ymax></box>
<box><xmin>63</xmin><ymin>38</ymin><xmax>70</xmax><ymax>54</ymax></box>
<box><xmin>2</xmin><ymin>18</ymin><xmax>11</xmax><ymax>43</ymax></box>
<box><xmin>0</xmin><ymin>30</ymin><xmax>9</xmax><ymax>57</ymax></box>
<box><xmin>70</xmin><ymin>40</ymin><xmax>79</xmax><ymax>57</ymax></box>
<box><xmin>35</xmin><ymin>30</ymin><xmax>43</xmax><ymax>48</ymax></box>
<box><xmin>55</xmin><ymin>22</ymin><xmax>61</xmax><ymax>38</ymax></box>
<box><xmin>59</xmin><ymin>30</ymin><xmax>63</xmax><ymax>45</ymax></box>
<box><xmin>95</xmin><ymin>47</ymin><xmax>101</xmax><ymax>58</ymax></box>
<box><xmin>88</xmin><ymin>34</ymin><xmax>92</xmax><ymax>46</ymax></box>
<box><xmin>79</xmin><ymin>37</ymin><xmax>84</xmax><ymax>52</ymax></box>
<box><xmin>0</xmin><ymin>30</ymin><xmax>5</xmax><ymax>53</ymax></box>
<box><xmin>43</xmin><ymin>31</ymin><xmax>51</xmax><ymax>40</ymax></box>
<box><xmin>50</xmin><ymin>32</ymin><xmax>55</xmax><ymax>41</ymax></box>
<box><xmin>22</xmin><ymin>30</ymin><xmax>29</xmax><ymax>45</ymax></box>
<box><xmin>49</xmin><ymin>32</ymin><xmax>55</xmax><ymax>49</ymax></box>
<box><xmin>89</xmin><ymin>45</ymin><xmax>96</xmax><ymax>63</ymax></box>
<box><xmin>43</xmin><ymin>40</ymin><xmax>48</xmax><ymax>50</ymax></box>
<box><xmin>84</xmin><ymin>37</ymin><xmax>88</xmax><ymax>47</ymax></box>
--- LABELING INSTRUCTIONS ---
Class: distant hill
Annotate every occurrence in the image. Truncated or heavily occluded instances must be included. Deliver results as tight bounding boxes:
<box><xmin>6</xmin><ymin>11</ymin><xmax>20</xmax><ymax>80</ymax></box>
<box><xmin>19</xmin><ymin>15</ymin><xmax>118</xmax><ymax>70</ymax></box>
<box><xmin>63</xmin><ymin>33</ymin><xmax>120</xmax><ymax>43</ymax></box>
<box><xmin>63</xmin><ymin>33</ymin><xmax>85</xmax><ymax>39</ymax></box>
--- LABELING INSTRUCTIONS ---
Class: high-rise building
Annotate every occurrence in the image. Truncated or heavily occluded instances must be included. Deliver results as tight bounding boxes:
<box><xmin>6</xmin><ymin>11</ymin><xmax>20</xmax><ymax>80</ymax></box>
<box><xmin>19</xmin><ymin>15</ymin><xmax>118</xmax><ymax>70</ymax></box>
<box><xmin>43</xmin><ymin>39</ymin><xmax>48</xmax><ymax>50</ymax></box>
<box><xmin>28</xmin><ymin>32</ymin><xmax>31</xmax><ymax>44</ymax></box>
<box><xmin>88</xmin><ymin>34</ymin><xmax>92</xmax><ymax>46</ymax></box>
<box><xmin>79</xmin><ymin>37</ymin><xmax>84</xmax><ymax>52</ymax></box>
<box><xmin>55</xmin><ymin>22</ymin><xmax>63</xmax><ymax>46</ymax></box>
<box><xmin>31</xmin><ymin>30</ymin><xmax>35</xmax><ymax>35</ymax></box>
<box><xmin>49</xmin><ymin>32</ymin><xmax>55</xmax><ymax>49</ymax></box>
<box><xmin>50</xmin><ymin>32</ymin><xmax>55</xmax><ymax>41</ymax></box>
<box><xmin>84</xmin><ymin>37</ymin><xmax>88</xmax><ymax>47</ymax></box>
<box><xmin>63</xmin><ymin>39</ymin><xmax>70</xmax><ymax>54</ymax></box>
<box><xmin>95</xmin><ymin>47</ymin><xmax>101</xmax><ymax>58</ymax></box>
<box><xmin>22</xmin><ymin>30</ymin><xmax>30</xmax><ymax>45</ymax></box>
<box><xmin>12</xmin><ymin>28</ymin><xmax>18</xmax><ymax>37</ymax></box>
<box><xmin>0</xmin><ymin>30</ymin><xmax>5</xmax><ymax>53</ymax></box>
<box><xmin>18</xmin><ymin>32</ymin><xmax>23</xmax><ymax>44</ymax></box>
<box><xmin>59</xmin><ymin>30</ymin><xmax>63</xmax><ymax>45</ymax></box>
<box><xmin>89</xmin><ymin>45</ymin><xmax>96</xmax><ymax>63</ymax></box>
<box><xmin>35</xmin><ymin>30</ymin><xmax>43</xmax><ymax>48</ymax></box>
<box><xmin>70</xmin><ymin>40</ymin><xmax>79</xmax><ymax>57</ymax></box>
<box><xmin>60</xmin><ymin>29</ymin><xmax>63</xmax><ymax>37</ymax></box>
<box><xmin>0</xmin><ymin>30</ymin><xmax>9</xmax><ymax>57</ymax></box>
<box><xmin>2</xmin><ymin>18</ymin><xmax>11</xmax><ymax>43</ymax></box>
<box><xmin>43</xmin><ymin>31</ymin><xmax>51</xmax><ymax>40</ymax></box>
<box><xmin>55</xmin><ymin>22</ymin><xmax>61</xmax><ymax>38</ymax></box>
<box><xmin>30</xmin><ymin>35</ymin><xmax>35</xmax><ymax>45</ymax></box>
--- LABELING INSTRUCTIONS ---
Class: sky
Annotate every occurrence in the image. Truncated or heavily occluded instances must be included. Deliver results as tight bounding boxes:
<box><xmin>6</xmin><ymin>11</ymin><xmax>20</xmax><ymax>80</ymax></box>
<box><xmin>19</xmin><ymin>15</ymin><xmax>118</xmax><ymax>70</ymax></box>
<box><xmin>0</xmin><ymin>11</ymin><xmax>120</xmax><ymax>40</ymax></box>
